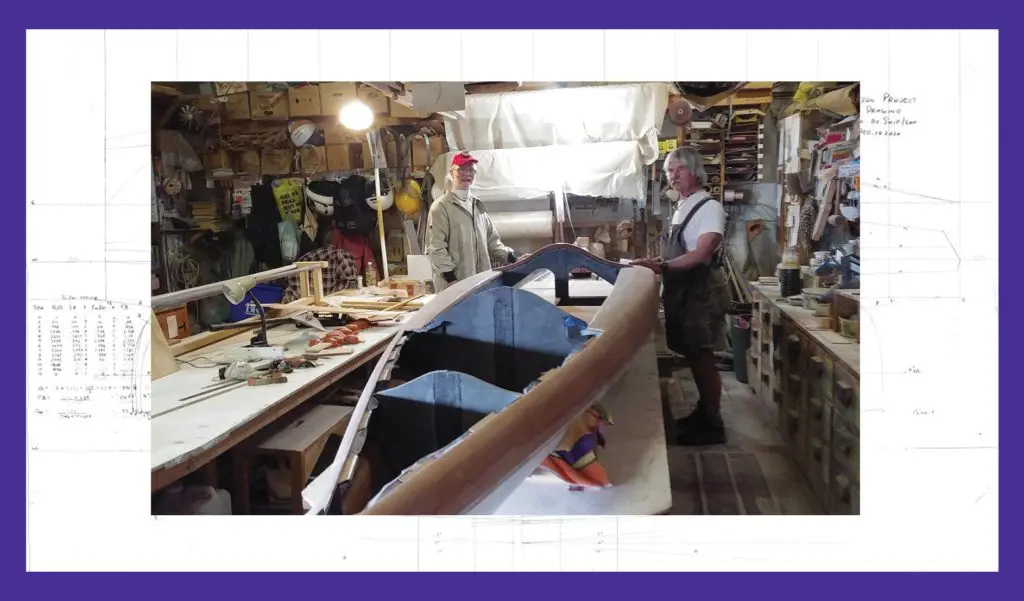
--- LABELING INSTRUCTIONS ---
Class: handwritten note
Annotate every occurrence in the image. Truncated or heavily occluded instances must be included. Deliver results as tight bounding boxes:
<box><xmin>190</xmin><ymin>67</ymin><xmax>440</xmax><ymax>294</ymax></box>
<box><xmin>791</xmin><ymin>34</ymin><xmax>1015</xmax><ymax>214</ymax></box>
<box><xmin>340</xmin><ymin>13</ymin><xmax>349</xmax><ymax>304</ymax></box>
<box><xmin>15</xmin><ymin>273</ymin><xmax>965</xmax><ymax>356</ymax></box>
<box><xmin>861</xmin><ymin>93</ymin><xmax>919</xmax><ymax>137</ymax></box>
<box><xmin>28</xmin><ymin>298</ymin><xmax>151</xmax><ymax>451</ymax></box>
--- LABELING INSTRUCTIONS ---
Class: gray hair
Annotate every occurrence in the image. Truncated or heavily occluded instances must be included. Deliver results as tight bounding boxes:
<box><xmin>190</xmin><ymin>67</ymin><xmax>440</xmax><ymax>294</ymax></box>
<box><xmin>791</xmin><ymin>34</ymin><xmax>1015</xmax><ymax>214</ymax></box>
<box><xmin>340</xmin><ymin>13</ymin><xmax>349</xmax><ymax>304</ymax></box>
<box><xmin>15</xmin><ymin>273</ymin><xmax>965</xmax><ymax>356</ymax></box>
<box><xmin>664</xmin><ymin>146</ymin><xmax>707</xmax><ymax>185</ymax></box>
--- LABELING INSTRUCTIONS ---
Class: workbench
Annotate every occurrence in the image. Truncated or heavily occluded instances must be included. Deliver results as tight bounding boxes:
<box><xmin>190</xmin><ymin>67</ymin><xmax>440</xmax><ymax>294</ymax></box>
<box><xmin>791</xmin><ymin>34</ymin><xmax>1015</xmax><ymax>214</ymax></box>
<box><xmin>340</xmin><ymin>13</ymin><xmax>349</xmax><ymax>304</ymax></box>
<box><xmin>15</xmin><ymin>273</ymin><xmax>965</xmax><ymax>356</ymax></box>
<box><xmin>495</xmin><ymin>276</ymin><xmax>673</xmax><ymax>515</ymax></box>
<box><xmin>748</xmin><ymin>282</ymin><xmax>860</xmax><ymax>515</ymax></box>
<box><xmin>151</xmin><ymin>321</ymin><xmax>402</xmax><ymax>492</ymax></box>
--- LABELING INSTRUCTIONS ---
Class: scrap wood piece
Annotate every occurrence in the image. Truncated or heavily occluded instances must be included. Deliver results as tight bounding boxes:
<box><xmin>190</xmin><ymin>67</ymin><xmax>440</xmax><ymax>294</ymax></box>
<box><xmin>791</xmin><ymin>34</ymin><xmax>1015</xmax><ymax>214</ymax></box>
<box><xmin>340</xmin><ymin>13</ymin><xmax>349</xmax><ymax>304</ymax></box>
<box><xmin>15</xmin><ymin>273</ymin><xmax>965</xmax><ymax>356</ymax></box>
<box><xmin>151</xmin><ymin>311</ymin><xmax>180</xmax><ymax>381</ymax></box>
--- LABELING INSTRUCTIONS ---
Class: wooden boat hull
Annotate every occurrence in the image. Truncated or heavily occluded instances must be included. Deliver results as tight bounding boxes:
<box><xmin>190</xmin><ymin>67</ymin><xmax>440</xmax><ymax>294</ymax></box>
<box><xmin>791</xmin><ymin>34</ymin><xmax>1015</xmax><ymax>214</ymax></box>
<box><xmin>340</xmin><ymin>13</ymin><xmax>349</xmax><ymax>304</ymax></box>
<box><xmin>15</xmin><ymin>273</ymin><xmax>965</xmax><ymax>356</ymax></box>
<box><xmin>304</xmin><ymin>243</ymin><xmax>659</xmax><ymax>515</ymax></box>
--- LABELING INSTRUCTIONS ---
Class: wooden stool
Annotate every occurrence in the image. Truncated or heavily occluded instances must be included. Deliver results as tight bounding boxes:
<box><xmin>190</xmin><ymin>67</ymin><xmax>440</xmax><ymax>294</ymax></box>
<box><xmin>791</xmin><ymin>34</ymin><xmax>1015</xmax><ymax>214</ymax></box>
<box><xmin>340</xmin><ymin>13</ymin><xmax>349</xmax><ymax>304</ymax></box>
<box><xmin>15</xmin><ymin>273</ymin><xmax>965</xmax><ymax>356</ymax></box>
<box><xmin>233</xmin><ymin>404</ymin><xmax>353</xmax><ymax>515</ymax></box>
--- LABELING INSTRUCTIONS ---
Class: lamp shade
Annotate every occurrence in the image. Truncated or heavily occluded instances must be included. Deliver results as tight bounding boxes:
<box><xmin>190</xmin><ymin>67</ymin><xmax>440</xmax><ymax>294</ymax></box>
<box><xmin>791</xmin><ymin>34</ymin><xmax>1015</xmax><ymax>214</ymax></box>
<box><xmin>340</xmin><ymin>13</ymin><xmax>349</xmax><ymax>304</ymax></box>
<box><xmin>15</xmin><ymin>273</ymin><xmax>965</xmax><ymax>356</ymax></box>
<box><xmin>222</xmin><ymin>275</ymin><xmax>257</xmax><ymax>305</ymax></box>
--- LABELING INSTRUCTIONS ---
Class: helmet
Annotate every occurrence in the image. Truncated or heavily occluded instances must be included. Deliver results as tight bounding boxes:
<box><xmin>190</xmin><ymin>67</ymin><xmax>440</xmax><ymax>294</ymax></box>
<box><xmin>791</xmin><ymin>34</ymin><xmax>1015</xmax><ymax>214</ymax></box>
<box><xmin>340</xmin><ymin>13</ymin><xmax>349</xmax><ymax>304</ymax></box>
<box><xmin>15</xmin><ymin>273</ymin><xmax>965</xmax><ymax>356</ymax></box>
<box><xmin>365</xmin><ymin>176</ymin><xmax>394</xmax><ymax>211</ymax></box>
<box><xmin>394</xmin><ymin>179</ymin><xmax>422</xmax><ymax>217</ymax></box>
<box><xmin>289</xmin><ymin>119</ymin><xmax>317</xmax><ymax>147</ymax></box>
<box><xmin>305</xmin><ymin>180</ymin><xmax>336</xmax><ymax>217</ymax></box>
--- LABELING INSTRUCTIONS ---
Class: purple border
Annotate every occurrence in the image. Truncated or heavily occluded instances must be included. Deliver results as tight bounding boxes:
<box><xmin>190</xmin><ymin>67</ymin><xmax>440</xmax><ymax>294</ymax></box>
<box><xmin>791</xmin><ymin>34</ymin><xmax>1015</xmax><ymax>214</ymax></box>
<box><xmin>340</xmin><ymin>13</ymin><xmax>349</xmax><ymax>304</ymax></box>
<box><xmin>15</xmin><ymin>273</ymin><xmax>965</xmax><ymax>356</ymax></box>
<box><xmin>5</xmin><ymin>0</ymin><xmax>1014</xmax><ymax>590</ymax></box>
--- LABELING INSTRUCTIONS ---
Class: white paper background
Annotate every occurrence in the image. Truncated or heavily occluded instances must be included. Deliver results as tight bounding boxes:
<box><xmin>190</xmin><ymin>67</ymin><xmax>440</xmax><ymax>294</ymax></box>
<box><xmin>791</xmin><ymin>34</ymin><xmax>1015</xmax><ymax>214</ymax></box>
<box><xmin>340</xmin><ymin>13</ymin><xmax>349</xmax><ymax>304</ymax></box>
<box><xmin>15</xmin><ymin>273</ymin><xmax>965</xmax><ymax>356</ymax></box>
<box><xmin>25</xmin><ymin>29</ymin><xmax>998</xmax><ymax>571</ymax></box>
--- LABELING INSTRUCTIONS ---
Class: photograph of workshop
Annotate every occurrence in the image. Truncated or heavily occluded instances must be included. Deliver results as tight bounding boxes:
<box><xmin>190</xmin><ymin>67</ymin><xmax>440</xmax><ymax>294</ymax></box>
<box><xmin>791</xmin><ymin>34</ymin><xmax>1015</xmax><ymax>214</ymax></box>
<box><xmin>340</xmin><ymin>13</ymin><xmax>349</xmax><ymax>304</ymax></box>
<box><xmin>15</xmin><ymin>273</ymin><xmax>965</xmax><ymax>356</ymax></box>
<box><xmin>150</xmin><ymin>81</ymin><xmax>861</xmax><ymax>516</ymax></box>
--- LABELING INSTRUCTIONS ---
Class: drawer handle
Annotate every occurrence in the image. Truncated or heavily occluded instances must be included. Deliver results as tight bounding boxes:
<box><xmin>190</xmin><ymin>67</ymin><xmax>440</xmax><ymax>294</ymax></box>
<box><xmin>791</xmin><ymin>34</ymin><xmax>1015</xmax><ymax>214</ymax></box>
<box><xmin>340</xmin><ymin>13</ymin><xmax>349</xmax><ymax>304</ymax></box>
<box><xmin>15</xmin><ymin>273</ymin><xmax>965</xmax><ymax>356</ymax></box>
<box><xmin>809</xmin><ymin>356</ymin><xmax>824</xmax><ymax>376</ymax></box>
<box><xmin>836</xmin><ymin>381</ymin><xmax>854</xmax><ymax>405</ymax></box>
<box><xmin>809</xmin><ymin>397</ymin><xmax>823</xmax><ymax>418</ymax></box>
<box><xmin>834</xmin><ymin>474</ymin><xmax>852</xmax><ymax>504</ymax></box>
<box><xmin>789</xmin><ymin>374</ymin><xmax>801</xmax><ymax>386</ymax></box>
<box><xmin>787</xmin><ymin>410</ymin><xmax>800</xmax><ymax>433</ymax></box>
<box><xmin>809</xmin><ymin>438</ymin><xmax>823</xmax><ymax>460</ymax></box>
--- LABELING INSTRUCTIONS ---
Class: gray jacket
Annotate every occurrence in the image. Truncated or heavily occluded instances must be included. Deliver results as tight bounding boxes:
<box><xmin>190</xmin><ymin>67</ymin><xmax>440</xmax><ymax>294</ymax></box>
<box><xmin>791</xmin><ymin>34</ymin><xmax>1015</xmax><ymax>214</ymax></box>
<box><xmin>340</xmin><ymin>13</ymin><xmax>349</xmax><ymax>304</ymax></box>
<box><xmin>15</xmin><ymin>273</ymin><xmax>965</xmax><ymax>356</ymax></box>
<box><xmin>425</xmin><ymin>191</ymin><xmax>514</xmax><ymax>292</ymax></box>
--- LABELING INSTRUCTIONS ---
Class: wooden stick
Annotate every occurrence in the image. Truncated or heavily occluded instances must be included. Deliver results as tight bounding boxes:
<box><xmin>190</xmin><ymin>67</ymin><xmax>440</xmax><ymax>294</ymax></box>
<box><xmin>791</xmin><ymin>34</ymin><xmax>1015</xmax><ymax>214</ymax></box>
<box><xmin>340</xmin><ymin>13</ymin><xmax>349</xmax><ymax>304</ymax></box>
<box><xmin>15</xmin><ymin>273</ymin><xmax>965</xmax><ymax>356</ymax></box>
<box><xmin>383</xmin><ymin>294</ymin><xmax>425</xmax><ymax>312</ymax></box>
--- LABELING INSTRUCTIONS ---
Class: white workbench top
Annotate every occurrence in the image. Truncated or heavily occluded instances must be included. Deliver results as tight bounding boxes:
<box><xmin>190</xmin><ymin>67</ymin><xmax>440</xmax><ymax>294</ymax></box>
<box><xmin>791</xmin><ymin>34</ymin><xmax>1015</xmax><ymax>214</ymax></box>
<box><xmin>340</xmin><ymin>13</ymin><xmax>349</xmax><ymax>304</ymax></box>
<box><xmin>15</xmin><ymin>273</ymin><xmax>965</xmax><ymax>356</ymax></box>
<box><xmin>151</xmin><ymin>323</ymin><xmax>401</xmax><ymax>472</ymax></box>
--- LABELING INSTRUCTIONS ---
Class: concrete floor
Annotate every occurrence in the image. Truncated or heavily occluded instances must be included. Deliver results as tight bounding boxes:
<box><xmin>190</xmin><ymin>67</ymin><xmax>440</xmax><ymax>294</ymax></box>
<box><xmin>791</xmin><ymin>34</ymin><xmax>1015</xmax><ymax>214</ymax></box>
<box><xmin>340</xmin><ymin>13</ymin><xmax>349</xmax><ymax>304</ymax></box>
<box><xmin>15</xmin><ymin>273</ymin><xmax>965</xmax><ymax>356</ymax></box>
<box><xmin>655</xmin><ymin>335</ymin><xmax>824</xmax><ymax>515</ymax></box>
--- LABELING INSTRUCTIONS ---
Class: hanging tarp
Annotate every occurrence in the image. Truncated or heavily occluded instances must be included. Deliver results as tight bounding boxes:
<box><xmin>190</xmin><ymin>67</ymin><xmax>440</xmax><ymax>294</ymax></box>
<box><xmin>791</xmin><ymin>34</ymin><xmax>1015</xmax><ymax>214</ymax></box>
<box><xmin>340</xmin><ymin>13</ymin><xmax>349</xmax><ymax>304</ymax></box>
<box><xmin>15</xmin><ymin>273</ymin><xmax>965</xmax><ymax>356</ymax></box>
<box><xmin>444</xmin><ymin>83</ymin><xmax>671</xmax><ymax>166</ymax></box>
<box><xmin>429</xmin><ymin>141</ymin><xmax>647</xmax><ymax>203</ymax></box>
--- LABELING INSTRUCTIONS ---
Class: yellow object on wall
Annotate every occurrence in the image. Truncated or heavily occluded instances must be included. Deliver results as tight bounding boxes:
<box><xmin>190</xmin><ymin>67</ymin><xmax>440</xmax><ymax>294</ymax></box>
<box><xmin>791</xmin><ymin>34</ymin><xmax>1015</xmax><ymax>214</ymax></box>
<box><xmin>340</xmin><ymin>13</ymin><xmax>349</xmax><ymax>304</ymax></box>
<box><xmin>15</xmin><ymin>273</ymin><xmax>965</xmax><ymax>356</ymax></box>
<box><xmin>395</xmin><ymin>179</ymin><xmax>423</xmax><ymax>217</ymax></box>
<box><xmin>271</xmin><ymin>178</ymin><xmax>304</xmax><ymax>223</ymax></box>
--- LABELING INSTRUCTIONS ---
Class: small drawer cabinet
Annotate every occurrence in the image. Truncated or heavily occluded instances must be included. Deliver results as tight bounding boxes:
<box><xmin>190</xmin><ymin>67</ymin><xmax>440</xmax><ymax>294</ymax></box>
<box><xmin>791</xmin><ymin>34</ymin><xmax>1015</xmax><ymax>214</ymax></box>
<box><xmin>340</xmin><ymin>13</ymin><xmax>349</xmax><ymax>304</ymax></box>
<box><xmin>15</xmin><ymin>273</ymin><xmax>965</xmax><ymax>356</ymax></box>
<box><xmin>749</xmin><ymin>289</ymin><xmax>860</xmax><ymax>515</ymax></box>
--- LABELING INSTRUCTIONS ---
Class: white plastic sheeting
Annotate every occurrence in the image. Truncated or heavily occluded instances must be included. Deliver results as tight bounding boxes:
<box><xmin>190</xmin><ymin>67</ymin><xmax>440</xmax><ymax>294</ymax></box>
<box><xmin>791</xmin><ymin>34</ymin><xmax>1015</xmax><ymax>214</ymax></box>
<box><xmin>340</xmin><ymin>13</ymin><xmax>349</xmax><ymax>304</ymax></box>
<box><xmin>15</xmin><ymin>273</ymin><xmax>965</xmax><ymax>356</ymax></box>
<box><xmin>445</xmin><ymin>83</ymin><xmax>672</xmax><ymax>165</ymax></box>
<box><xmin>429</xmin><ymin>140</ymin><xmax>647</xmax><ymax>203</ymax></box>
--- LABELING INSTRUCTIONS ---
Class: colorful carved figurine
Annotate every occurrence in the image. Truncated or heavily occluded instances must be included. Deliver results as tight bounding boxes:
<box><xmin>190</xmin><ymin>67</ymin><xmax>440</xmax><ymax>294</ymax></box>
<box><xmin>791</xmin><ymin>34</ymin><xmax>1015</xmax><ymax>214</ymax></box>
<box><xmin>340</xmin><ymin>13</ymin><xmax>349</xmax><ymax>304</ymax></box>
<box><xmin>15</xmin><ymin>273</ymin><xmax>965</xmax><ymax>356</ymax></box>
<box><xmin>540</xmin><ymin>404</ymin><xmax>614</xmax><ymax>488</ymax></box>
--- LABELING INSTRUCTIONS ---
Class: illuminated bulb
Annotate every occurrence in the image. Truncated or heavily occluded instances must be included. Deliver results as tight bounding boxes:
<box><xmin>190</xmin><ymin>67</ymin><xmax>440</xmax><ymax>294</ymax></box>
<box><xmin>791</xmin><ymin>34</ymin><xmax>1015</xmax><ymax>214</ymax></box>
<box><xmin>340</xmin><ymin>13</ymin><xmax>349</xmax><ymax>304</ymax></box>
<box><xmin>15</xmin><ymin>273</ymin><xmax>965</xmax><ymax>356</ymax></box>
<box><xmin>339</xmin><ymin>101</ymin><xmax>373</xmax><ymax>131</ymax></box>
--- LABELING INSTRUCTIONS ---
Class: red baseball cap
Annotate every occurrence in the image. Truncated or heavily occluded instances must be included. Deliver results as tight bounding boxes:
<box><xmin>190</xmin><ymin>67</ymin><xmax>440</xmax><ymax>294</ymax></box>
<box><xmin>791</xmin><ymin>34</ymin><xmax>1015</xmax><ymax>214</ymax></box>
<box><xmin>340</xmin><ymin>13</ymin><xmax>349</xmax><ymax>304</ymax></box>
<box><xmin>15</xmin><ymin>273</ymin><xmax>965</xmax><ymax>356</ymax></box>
<box><xmin>452</xmin><ymin>151</ymin><xmax>478</xmax><ymax>168</ymax></box>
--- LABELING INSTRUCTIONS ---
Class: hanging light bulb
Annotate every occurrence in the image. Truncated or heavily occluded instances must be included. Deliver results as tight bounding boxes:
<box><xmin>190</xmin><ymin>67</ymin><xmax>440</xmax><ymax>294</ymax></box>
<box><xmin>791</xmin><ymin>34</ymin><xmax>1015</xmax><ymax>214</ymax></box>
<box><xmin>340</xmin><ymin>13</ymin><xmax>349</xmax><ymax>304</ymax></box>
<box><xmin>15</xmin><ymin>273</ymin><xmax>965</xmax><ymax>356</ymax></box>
<box><xmin>339</xmin><ymin>101</ymin><xmax>373</xmax><ymax>131</ymax></box>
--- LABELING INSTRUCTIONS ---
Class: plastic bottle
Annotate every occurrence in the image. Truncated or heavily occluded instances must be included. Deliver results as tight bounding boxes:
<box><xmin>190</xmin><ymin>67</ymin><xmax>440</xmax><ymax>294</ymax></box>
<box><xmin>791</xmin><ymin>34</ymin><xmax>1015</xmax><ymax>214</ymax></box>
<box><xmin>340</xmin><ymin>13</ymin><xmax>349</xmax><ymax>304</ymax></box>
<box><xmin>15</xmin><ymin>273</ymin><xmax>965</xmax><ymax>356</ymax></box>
<box><xmin>364</xmin><ymin>260</ymin><xmax>378</xmax><ymax>287</ymax></box>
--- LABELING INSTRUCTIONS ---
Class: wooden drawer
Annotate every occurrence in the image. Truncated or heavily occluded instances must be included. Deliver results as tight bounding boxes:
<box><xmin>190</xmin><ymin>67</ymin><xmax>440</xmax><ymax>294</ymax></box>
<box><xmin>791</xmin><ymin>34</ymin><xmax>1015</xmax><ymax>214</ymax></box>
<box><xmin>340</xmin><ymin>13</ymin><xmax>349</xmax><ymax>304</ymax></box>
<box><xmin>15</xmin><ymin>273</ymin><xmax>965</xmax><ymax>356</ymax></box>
<box><xmin>807</xmin><ymin>349</ymin><xmax>835</xmax><ymax>402</ymax></box>
<box><xmin>155</xmin><ymin>305</ymin><xmax>190</xmax><ymax>341</ymax></box>
<box><xmin>782</xmin><ymin>373</ymin><xmax>806</xmax><ymax>460</ymax></box>
<box><xmin>805</xmin><ymin>433</ymin><xmax>831</xmax><ymax>503</ymax></box>
<box><xmin>829</xmin><ymin>459</ymin><xmax>860</xmax><ymax>515</ymax></box>
<box><xmin>783</xmin><ymin>332</ymin><xmax>805</xmax><ymax>372</ymax></box>
<box><xmin>833</xmin><ymin>365</ymin><xmax>860</xmax><ymax>425</ymax></box>
<box><xmin>830</xmin><ymin>414</ymin><xmax>859</xmax><ymax>478</ymax></box>
<box><xmin>747</xmin><ymin>351</ymin><xmax>760</xmax><ymax>396</ymax></box>
<box><xmin>805</xmin><ymin>395</ymin><xmax>832</xmax><ymax>444</ymax></box>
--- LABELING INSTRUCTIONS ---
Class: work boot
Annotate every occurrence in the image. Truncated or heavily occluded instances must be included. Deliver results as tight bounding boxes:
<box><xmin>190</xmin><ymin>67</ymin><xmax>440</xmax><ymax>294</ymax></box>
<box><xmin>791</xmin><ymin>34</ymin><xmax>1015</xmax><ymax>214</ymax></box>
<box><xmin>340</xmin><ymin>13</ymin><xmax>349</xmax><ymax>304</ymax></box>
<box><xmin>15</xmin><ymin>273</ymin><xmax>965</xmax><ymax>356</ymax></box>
<box><xmin>675</xmin><ymin>405</ymin><xmax>705</xmax><ymax>431</ymax></box>
<box><xmin>676</xmin><ymin>410</ymin><xmax>726</xmax><ymax>446</ymax></box>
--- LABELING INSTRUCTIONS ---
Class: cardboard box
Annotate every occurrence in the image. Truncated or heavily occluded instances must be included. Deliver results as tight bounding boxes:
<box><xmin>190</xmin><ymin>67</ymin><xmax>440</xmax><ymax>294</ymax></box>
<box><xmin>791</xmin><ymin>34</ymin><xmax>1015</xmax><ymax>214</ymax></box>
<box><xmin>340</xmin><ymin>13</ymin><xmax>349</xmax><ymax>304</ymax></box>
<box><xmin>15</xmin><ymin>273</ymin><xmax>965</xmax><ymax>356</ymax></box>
<box><xmin>214</xmin><ymin>82</ymin><xmax>248</xmax><ymax>96</ymax></box>
<box><xmin>322</xmin><ymin>121</ymin><xmax>364</xmax><ymax>146</ymax></box>
<box><xmin>299</xmin><ymin>146</ymin><xmax>327</xmax><ymax>174</ymax></box>
<box><xmin>319</xmin><ymin>82</ymin><xmax>359</xmax><ymax>117</ymax></box>
<box><xmin>412</xmin><ymin>136</ymin><xmax>446</xmax><ymax>169</ymax></box>
<box><xmin>326</xmin><ymin>144</ymin><xmax>355</xmax><ymax>171</ymax></box>
<box><xmin>203</xmin><ymin>150</ymin><xmax>233</xmax><ymax>172</ymax></box>
<box><xmin>288</xmin><ymin>85</ymin><xmax>322</xmax><ymax>117</ymax></box>
<box><xmin>361</xmin><ymin>138</ymin><xmax>398</xmax><ymax>169</ymax></box>
<box><xmin>237</xmin><ymin>151</ymin><xmax>261</xmax><ymax>175</ymax></box>
<box><xmin>358</xmin><ymin>85</ymin><xmax>389</xmax><ymax>115</ymax></box>
<box><xmin>261</xmin><ymin>149</ymin><xmax>294</xmax><ymax>175</ymax></box>
<box><xmin>224</xmin><ymin>92</ymin><xmax>251</xmax><ymax>120</ymax></box>
<box><xmin>389</xmin><ymin>101</ymin><xmax>430</xmax><ymax>119</ymax></box>
<box><xmin>361</xmin><ymin>141</ymin><xmax>375</xmax><ymax>169</ymax></box>
<box><xmin>385</xmin><ymin>138</ymin><xmax>398</xmax><ymax>167</ymax></box>
<box><xmin>250</xmin><ymin>90</ymin><xmax>289</xmax><ymax>120</ymax></box>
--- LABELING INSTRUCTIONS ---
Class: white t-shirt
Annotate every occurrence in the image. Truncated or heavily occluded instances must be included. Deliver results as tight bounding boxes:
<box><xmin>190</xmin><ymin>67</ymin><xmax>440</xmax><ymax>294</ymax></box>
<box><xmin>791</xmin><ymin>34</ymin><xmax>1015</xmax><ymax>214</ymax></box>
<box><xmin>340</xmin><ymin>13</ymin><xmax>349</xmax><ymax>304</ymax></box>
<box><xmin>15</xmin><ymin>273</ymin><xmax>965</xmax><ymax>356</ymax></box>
<box><xmin>670</xmin><ymin>190</ymin><xmax>726</xmax><ymax>253</ymax></box>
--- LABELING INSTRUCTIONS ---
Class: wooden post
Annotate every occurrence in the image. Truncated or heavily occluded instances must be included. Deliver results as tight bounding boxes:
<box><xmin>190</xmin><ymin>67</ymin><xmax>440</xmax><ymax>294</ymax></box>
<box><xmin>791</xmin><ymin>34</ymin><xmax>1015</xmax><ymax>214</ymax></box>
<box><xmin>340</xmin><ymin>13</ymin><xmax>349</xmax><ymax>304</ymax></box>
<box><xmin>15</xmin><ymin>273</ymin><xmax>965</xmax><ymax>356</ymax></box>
<box><xmin>295</xmin><ymin>261</ymin><xmax>329</xmax><ymax>303</ymax></box>
<box><xmin>311</xmin><ymin>267</ymin><xmax>325</xmax><ymax>305</ymax></box>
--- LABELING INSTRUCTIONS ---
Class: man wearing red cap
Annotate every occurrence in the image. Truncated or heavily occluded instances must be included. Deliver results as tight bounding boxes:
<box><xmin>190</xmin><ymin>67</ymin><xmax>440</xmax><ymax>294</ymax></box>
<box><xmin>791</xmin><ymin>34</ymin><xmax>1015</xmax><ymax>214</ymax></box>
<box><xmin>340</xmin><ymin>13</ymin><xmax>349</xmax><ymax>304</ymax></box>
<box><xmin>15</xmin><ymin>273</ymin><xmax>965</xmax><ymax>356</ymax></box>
<box><xmin>425</xmin><ymin>151</ymin><xmax>519</xmax><ymax>291</ymax></box>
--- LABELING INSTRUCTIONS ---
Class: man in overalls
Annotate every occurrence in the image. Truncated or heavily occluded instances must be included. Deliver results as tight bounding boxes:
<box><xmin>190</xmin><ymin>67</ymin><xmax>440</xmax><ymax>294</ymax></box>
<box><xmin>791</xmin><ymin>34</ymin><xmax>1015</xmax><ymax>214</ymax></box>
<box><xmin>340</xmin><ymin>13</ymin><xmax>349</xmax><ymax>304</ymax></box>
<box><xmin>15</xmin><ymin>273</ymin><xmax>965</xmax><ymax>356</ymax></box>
<box><xmin>425</xmin><ymin>151</ymin><xmax>519</xmax><ymax>292</ymax></box>
<box><xmin>633</xmin><ymin>147</ymin><xmax>731</xmax><ymax>446</ymax></box>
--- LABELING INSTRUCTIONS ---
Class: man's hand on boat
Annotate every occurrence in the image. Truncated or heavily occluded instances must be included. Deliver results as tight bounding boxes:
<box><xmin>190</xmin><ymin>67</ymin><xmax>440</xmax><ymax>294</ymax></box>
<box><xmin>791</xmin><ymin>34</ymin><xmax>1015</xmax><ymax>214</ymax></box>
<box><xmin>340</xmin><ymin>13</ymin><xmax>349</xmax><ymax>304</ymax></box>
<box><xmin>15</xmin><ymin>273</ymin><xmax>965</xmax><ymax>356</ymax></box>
<box><xmin>630</xmin><ymin>258</ymin><xmax>663</xmax><ymax>273</ymax></box>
